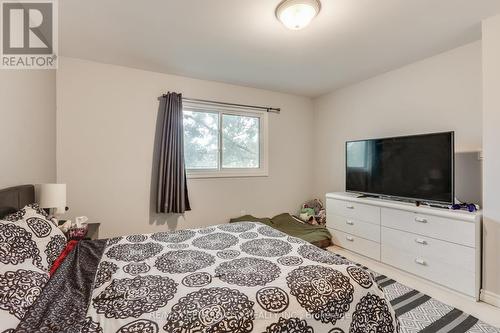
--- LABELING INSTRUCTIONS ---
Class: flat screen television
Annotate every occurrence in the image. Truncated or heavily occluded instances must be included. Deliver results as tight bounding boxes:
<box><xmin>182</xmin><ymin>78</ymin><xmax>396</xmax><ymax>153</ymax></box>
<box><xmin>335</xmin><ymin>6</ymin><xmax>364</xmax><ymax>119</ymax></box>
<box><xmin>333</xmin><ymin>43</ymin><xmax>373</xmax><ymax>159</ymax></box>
<box><xmin>346</xmin><ymin>132</ymin><xmax>454</xmax><ymax>204</ymax></box>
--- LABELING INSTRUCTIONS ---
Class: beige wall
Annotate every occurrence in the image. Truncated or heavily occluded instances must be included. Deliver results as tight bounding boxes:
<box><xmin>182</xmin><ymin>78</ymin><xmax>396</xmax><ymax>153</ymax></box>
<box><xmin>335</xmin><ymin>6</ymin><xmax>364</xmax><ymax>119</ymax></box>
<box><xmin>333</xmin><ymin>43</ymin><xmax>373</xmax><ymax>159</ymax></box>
<box><xmin>312</xmin><ymin>40</ymin><xmax>500</xmax><ymax>299</ymax></box>
<box><xmin>482</xmin><ymin>14</ymin><xmax>500</xmax><ymax>297</ymax></box>
<box><xmin>56</xmin><ymin>57</ymin><xmax>314</xmax><ymax>237</ymax></box>
<box><xmin>0</xmin><ymin>70</ymin><xmax>56</xmax><ymax>188</ymax></box>
<box><xmin>313</xmin><ymin>41</ymin><xmax>482</xmax><ymax>198</ymax></box>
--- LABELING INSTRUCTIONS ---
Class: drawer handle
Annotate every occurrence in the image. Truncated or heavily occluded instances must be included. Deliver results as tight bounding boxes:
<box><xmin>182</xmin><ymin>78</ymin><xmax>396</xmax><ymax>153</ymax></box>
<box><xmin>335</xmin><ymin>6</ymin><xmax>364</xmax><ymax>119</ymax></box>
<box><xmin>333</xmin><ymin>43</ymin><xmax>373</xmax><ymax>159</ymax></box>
<box><xmin>415</xmin><ymin>238</ymin><xmax>427</xmax><ymax>245</ymax></box>
<box><xmin>415</xmin><ymin>258</ymin><xmax>427</xmax><ymax>266</ymax></box>
<box><xmin>346</xmin><ymin>220</ymin><xmax>354</xmax><ymax>225</ymax></box>
<box><xmin>415</xmin><ymin>217</ymin><xmax>428</xmax><ymax>223</ymax></box>
<box><xmin>346</xmin><ymin>205</ymin><xmax>355</xmax><ymax>209</ymax></box>
<box><xmin>346</xmin><ymin>236</ymin><xmax>354</xmax><ymax>242</ymax></box>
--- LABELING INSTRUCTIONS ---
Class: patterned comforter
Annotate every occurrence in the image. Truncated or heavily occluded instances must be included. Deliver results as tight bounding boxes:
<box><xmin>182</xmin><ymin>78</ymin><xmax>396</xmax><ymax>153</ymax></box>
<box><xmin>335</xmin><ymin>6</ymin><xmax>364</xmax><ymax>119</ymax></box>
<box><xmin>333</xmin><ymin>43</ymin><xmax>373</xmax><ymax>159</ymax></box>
<box><xmin>16</xmin><ymin>222</ymin><xmax>398</xmax><ymax>333</ymax></box>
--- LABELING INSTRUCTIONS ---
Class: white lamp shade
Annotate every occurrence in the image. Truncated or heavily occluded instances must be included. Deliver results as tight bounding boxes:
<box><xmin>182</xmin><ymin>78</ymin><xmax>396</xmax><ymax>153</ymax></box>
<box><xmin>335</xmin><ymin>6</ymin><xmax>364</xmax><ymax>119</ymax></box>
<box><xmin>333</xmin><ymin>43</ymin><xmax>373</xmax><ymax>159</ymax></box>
<box><xmin>35</xmin><ymin>184</ymin><xmax>67</xmax><ymax>210</ymax></box>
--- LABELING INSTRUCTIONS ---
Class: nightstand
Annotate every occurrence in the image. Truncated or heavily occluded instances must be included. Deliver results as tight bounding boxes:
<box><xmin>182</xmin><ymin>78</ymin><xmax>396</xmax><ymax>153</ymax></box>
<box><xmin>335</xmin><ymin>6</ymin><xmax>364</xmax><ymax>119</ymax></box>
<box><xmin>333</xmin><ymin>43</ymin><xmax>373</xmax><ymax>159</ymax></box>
<box><xmin>85</xmin><ymin>223</ymin><xmax>101</xmax><ymax>240</ymax></box>
<box><xmin>58</xmin><ymin>221</ymin><xmax>101</xmax><ymax>240</ymax></box>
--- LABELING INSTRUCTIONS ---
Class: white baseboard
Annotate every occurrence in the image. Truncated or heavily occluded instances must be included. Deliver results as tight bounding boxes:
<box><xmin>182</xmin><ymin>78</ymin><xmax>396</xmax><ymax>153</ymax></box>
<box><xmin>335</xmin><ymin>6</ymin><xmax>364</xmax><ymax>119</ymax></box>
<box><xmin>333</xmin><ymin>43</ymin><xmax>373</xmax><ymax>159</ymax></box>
<box><xmin>481</xmin><ymin>289</ymin><xmax>500</xmax><ymax>308</ymax></box>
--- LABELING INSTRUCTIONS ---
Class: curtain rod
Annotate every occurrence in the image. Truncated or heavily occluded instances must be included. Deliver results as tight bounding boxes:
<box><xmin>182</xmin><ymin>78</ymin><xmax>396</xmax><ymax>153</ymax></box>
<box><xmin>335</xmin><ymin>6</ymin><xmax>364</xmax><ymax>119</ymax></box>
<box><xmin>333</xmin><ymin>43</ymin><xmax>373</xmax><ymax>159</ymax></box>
<box><xmin>182</xmin><ymin>97</ymin><xmax>281</xmax><ymax>114</ymax></box>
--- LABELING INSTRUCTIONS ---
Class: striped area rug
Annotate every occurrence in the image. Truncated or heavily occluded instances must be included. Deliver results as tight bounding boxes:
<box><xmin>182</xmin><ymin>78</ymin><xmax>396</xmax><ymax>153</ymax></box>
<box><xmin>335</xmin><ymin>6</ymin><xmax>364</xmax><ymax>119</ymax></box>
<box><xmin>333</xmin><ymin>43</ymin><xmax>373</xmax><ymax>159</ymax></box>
<box><xmin>374</xmin><ymin>274</ymin><xmax>499</xmax><ymax>333</ymax></box>
<box><xmin>330</xmin><ymin>253</ymin><xmax>500</xmax><ymax>333</ymax></box>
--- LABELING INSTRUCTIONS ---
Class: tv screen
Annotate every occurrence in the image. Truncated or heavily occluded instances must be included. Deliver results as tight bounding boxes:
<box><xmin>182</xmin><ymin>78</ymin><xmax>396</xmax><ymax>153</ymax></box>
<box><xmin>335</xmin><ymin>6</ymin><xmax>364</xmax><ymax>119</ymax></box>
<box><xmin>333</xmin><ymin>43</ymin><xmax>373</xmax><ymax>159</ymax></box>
<box><xmin>346</xmin><ymin>132</ymin><xmax>454</xmax><ymax>204</ymax></box>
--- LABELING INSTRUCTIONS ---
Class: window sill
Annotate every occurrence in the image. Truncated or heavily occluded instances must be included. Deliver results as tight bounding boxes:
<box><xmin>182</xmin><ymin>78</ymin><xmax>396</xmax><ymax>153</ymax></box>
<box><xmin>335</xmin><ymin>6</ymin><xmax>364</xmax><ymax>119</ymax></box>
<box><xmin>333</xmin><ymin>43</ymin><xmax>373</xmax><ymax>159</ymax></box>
<box><xmin>187</xmin><ymin>170</ymin><xmax>269</xmax><ymax>179</ymax></box>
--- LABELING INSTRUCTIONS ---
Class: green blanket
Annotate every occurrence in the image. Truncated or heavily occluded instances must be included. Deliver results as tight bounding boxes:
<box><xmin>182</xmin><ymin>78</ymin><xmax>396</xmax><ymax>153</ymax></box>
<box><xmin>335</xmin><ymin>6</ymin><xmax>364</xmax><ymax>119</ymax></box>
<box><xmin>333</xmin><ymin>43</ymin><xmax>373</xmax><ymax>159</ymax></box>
<box><xmin>230</xmin><ymin>213</ymin><xmax>332</xmax><ymax>245</ymax></box>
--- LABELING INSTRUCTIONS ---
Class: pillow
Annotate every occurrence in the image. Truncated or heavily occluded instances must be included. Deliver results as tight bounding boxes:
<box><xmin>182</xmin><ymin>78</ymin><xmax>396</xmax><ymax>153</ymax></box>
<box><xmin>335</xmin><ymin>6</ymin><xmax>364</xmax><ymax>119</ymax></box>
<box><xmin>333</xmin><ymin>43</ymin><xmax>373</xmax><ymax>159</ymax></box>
<box><xmin>0</xmin><ymin>204</ymin><xmax>67</xmax><ymax>331</ymax></box>
<box><xmin>3</xmin><ymin>203</ymin><xmax>53</xmax><ymax>224</ymax></box>
<box><xmin>3</xmin><ymin>204</ymin><xmax>67</xmax><ymax>271</ymax></box>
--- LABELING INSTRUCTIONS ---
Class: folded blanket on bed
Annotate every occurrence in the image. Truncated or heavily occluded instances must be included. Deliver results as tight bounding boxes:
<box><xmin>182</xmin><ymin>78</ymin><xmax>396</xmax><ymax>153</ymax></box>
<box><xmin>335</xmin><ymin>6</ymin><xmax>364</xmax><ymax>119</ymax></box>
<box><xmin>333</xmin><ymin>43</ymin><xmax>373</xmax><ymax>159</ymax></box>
<box><xmin>230</xmin><ymin>213</ymin><xmax>332</xmax><ymax>247</ymax></box>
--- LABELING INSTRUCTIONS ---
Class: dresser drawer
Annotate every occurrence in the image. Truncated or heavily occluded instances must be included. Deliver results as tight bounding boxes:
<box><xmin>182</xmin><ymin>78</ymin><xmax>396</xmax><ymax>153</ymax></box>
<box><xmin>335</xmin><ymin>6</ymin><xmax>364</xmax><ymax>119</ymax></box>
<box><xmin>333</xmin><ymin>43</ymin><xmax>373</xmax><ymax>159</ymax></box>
<box><xmin>331</xmin><ymin>229</ymin><xmax>381</xmax><ymax>260</ymax></box>
<box><xmin>381</xmin><ymin>244</ymin><xmax>475</xmax><ymax>296</ymax></box>
<box><xmin>381</xmin><ymin>208</ymin><xmax>475</xmax><ymax>247</ymax></box>
<box><xmin>328</xmin><ymin>214</ymin><xmax>380</xmax><ymax>242</ymax></box>
<box><xmin>381</xmin><ymin>227</ymin><xmax>475</xmax><ymax>273</ymax></box>
<box><xmin>327</xmin><ymin>199</ymin><xmax>380</xmax><ymax>225</ymax></box>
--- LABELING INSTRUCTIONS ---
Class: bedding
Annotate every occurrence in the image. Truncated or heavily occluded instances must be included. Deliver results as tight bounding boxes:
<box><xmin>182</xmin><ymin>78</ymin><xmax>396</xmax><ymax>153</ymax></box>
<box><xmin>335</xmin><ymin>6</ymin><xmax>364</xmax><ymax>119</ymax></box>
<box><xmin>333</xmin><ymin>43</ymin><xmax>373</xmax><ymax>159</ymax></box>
<box><xmin>0</xmin><ymin>204</ymin><xmax>67</xmax><ymax>332</ymax></box>
<box><xmin>230</xmin><ymin>213</ymin><xmax>332</xmax><ymax>248</ymax></box>
<box><xmin>12</xmin><ymin>222</ymin><xmax>397</xmax><ymax>333</ymax></box>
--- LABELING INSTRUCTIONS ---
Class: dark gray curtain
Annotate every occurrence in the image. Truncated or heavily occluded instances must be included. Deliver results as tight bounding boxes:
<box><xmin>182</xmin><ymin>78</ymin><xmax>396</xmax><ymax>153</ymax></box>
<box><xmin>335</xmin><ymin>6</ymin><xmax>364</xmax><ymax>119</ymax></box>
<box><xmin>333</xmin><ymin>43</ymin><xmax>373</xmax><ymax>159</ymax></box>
<box><xmin>156</xmin><ymin>92</ymin><xmax>191</xmax><ymax>213</ymax></box>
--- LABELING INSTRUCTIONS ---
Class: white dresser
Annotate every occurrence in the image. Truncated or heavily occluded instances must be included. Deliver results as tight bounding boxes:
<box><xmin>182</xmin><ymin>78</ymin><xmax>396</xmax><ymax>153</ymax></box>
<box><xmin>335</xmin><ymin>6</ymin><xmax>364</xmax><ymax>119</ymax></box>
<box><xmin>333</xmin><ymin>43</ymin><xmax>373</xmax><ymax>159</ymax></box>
<box><xmin>326</xmin><ymin>192</ymin><xmax>482</xmax><ymax>299</ymax></box>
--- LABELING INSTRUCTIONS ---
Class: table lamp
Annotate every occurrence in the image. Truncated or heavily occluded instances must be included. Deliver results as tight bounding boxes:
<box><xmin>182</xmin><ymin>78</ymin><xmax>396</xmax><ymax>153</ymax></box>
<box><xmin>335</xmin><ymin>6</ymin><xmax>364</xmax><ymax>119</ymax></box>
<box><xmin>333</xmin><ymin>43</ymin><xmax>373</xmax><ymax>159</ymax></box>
<box><xmin>34</xmin><ymin>183</ymin><xmax>67</xmax><ymax>218</ymax></box>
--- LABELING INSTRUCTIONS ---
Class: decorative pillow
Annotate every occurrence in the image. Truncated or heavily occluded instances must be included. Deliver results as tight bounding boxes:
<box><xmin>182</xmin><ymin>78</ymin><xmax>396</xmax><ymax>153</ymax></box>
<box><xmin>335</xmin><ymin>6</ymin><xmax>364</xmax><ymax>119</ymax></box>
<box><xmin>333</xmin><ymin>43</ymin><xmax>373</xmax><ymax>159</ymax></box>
<box><xmin>0</xmin><ymin>204</ymin><xmax>67</xmax><ymax>331</ymax></box>
<box><xmin>3</xmin><ymin>204</ymin><xmax>67</xmax><ymax>271</ymax></box>
<box><xmin>2</xmin><ymin>203</ymin><xmax>53</xmax><ymax>224</ymax></box>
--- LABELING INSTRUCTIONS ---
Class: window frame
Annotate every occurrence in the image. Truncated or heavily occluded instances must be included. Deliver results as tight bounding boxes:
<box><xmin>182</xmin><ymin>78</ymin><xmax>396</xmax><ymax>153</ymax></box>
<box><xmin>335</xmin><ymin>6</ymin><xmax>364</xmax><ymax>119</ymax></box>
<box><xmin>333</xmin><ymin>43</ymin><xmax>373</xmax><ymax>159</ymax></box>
<box><xmin>183</xmin><ymin>103</ymin><xmax>269</xmax><ymax>179</ymax></box>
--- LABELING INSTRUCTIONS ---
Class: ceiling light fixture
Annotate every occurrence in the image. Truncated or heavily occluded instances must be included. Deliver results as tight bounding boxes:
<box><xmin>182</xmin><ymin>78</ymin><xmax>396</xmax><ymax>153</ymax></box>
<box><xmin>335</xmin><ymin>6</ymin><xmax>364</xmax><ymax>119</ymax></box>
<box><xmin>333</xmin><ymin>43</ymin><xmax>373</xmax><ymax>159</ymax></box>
<box><xmin>276</xmin><ymin>0</ymin><xmax>321</xmax><ymax>30</ymax></box>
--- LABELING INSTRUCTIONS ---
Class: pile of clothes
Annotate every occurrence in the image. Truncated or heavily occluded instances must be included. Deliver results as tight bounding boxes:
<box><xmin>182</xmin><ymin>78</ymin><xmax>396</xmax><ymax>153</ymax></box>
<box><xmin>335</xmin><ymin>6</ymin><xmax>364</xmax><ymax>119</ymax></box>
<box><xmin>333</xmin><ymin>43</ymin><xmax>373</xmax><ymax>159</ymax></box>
<box><xmin>298</xmin><ymin>198</ymin><xmax>326</xmax><ymax>226</ymax></box>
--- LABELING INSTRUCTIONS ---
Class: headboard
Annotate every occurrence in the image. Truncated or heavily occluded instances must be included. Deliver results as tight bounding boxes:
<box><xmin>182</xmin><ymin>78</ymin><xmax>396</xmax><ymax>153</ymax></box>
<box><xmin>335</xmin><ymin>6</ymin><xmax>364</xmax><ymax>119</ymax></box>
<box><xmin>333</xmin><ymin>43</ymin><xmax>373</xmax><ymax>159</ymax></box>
<box><xmin>0</xmin><ymin>185</ymin><xmax>35</xmax><ymax>218</ymax></box>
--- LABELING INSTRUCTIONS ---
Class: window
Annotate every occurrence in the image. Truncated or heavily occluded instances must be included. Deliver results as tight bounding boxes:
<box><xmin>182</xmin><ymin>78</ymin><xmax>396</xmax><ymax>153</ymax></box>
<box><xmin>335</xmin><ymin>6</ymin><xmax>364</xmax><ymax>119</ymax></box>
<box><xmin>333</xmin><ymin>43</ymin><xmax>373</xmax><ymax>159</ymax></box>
<box><xmin>183</xmin><ymin>102</ymin><xmax>268</xmax><ymax>178</ymax></box>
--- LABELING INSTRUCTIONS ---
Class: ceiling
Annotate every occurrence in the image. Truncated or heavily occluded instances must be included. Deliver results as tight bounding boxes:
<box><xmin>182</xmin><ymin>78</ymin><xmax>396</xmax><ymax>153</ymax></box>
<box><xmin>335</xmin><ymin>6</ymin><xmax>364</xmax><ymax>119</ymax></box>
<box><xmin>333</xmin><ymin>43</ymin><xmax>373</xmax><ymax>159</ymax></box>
<box><xmin>59</xmin><ymin>0</ymin><xmax>500</xmax><ymax>97</ymax></box>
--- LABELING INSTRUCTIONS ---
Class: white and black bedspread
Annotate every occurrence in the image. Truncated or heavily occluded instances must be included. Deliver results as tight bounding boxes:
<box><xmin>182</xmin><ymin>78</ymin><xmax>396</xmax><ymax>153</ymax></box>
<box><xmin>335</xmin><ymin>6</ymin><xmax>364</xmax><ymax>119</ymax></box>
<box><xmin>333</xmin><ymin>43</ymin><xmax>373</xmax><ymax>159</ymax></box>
<box><xmin>16</xmin><ymin>222</ymin><xmax>398</xmax><ymax>333</ymax></box>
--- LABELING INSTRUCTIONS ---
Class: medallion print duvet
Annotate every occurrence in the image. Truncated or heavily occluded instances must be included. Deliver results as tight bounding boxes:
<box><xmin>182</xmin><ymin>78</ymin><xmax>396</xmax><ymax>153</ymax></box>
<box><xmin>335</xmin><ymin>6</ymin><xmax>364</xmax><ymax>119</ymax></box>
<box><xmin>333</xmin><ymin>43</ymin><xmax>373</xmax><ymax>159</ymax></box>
<box><xmin>15</xmin><ymin>222</ymin><xmax>398</xmax><ymax>333</ymax></box>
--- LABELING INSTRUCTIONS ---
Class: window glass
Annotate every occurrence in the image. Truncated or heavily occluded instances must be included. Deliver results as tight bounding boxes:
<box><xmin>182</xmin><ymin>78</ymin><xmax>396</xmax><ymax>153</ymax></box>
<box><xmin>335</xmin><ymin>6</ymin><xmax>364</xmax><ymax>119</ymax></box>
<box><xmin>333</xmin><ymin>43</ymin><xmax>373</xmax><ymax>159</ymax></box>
<box><xmin>183</xmin><ymin>110</ymin><xmax>219</xmax><ymax>169</ymax></box>
<box><xmin>222</xmin><ymin>114</ymin><xmax>260</xmax><ymax>168</ymax></box>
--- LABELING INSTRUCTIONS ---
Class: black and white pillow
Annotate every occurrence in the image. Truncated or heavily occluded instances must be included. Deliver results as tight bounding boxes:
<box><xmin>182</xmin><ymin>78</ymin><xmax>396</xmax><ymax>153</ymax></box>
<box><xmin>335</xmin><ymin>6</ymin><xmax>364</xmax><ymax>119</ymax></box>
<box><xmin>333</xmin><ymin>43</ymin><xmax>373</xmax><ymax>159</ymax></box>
<box><xmin>3</xmin><ymin>204</ymin><xmax>67</xmax><ymax>271</ymax></box>
<box><xmin>0</xmin><ymin>204</ymin><xmax>67</xmax><ymax>331</ymax></box>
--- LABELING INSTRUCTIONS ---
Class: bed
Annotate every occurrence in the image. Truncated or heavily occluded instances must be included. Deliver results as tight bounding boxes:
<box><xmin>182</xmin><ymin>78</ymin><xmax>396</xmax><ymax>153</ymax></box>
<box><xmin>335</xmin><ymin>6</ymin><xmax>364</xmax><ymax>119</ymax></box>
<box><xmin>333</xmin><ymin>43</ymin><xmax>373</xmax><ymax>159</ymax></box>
<box><xmin>1</xmin><ymin>185</ymin><xmax>398</xmax><ymax>333</ymax></box>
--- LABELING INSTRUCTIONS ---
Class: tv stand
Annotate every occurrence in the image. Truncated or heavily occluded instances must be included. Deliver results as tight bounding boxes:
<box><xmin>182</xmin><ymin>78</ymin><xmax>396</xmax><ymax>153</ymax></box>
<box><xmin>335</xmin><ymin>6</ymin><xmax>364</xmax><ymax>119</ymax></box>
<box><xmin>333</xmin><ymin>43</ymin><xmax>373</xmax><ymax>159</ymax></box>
<box><xmin>356</xmin><ymin>194</ymin><xmax>379</xmax><ymax>199</ymax></box>
<box><xmin>354</xmin><ymin>194</ymin><xmax>451</xmax><ymax>210</ymax></box>
<box><xmin>325</xmin><ymin>192</ymin><xmax>482</xmax><ymax>299</ymax></box>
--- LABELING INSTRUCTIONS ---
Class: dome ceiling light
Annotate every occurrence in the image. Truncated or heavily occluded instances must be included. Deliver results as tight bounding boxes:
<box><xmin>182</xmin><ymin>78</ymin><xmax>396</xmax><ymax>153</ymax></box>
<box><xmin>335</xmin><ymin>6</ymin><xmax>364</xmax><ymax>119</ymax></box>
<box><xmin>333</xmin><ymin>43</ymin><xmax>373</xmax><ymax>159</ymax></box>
<box><xmin>276</xmin><ymin>0</ymin><xmax>321</xmax><ymax>30</ymax></box>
